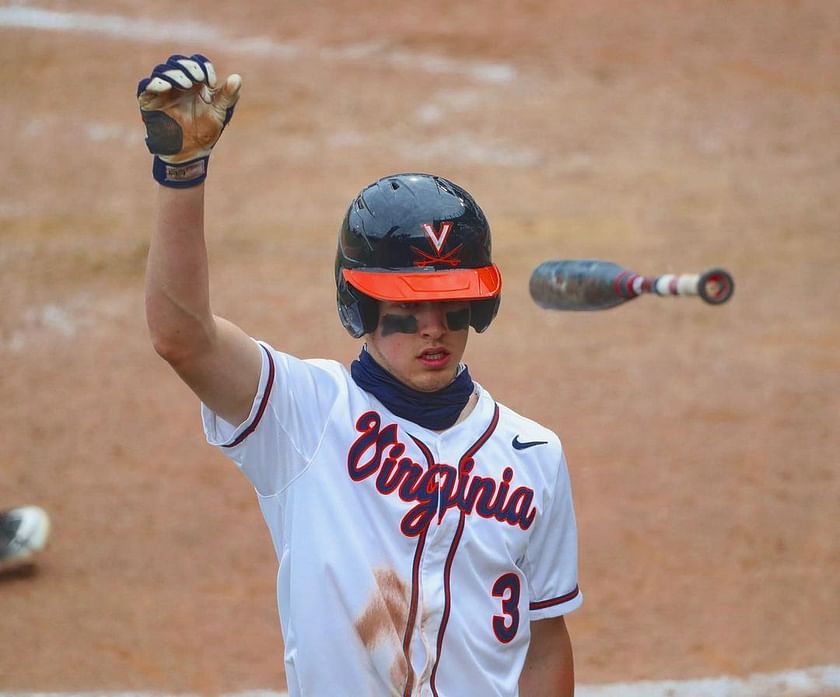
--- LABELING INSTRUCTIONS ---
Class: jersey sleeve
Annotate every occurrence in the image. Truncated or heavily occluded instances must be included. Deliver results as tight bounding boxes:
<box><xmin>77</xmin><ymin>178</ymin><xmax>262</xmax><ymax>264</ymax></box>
<box><xmin>522</xmin><ymin>446</ymin><xmax>583</xmax><ymax>620</ymax></box>
<box><xmin>201</xmin><ymin>340</ymin><xmax>343</xmax><ymax>497</ymax></box>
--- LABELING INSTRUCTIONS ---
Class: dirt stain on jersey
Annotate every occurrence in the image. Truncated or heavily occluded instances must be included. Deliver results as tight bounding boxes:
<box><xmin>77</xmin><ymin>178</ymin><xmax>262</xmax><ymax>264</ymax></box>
<box><xmin>355</xmin><ymin>568</ymin><xmax>415</xmax><ymax>695</ymax></box>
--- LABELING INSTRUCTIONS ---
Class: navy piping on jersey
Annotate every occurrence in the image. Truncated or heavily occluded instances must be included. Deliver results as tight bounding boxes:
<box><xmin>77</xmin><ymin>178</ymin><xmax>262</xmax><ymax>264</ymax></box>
<box><xmin>529</xmin><ymin>584</ymin><xmax>581</xmax><ymax>611</ymax></box>
<box><xmin>400</xmin><ymin>436</ymin><xmax>438</xmax><ymax>697</ymax></box>
<box><xmin>430</xmin><ymin>514</ymin><xmax>465</xmax><ymax>697</ymax></box>
<box><xmin>223</xmin><ymin>344</ymin><xmax>275</xmax><ymax>449</ymax></box>
<box><xmin>401</xmin><ymin>527</ymin><xmax>426</xmax><ymax>697</ymax></box>
<box><xmin>429</xmin><ymin>403</ymin><xmax>501</xmax><ymax>697</ymax></box>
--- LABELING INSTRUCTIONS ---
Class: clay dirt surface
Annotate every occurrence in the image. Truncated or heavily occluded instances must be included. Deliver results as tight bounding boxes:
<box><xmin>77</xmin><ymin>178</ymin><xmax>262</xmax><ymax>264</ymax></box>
<box><xmin>1</xmin><ymin>0</ymin><xmax>838</xmax><ymax>693</ymax></box>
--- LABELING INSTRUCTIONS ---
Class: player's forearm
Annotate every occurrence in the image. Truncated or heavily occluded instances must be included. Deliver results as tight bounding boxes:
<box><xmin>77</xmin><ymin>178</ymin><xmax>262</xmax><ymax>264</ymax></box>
<box><xmin>145</xmin><ymin>184</ymin><xmax>216</xmax><ymax>361</ymax></box>
<box><xmin>519</xmin><ymin>616</ymin><xmax>575</xmax><ymax>697</ymax></box>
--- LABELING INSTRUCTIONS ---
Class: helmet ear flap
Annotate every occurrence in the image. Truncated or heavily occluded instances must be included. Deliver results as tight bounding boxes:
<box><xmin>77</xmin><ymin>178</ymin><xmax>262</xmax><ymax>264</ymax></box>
<box><xmin>470</xmin><ymin>297</ymin><xmax>500</xmax><ymax>333</ymax></box>
<box><xmin>337</xmin><ymin>275</ymin><xmax>379</xmax><ymax>338</ymax></box>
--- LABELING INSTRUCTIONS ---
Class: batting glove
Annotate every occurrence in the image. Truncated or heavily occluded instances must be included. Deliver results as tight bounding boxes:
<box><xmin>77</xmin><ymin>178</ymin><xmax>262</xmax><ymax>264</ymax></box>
<box><xmin>137</xmin><ymin>54</ymin><xmax>241</xmax><ymax>188</ymax></box>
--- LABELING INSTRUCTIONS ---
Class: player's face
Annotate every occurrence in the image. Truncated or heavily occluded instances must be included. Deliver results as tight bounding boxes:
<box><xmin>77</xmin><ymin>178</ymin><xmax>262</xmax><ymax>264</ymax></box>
<box><xmin>366</xmin><ymin>300</ymin><xmax>471</xmax><ymax>392</ymax></box>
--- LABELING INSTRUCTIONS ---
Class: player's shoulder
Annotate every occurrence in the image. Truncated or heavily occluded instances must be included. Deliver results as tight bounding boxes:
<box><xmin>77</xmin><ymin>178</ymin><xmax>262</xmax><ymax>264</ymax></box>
<box><xmin>259</xmin><ymin>342</ymin><xmax>350</xmax><ymax>384</ymax></box>
<box><xmin>492</xmin><ymin>397</ymin><xmax>563</xmax><ymax>453</ymax></box>
<box><xmin>302</xmin><ymin>356</ymin><xmax>349</xmax><ymax>376</ymax></box>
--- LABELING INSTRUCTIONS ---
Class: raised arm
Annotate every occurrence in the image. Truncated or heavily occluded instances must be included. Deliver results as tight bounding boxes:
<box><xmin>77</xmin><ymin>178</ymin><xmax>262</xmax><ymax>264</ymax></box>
<box><xmin>139</xmin><ymin>55</ymin><xmax>261</xmax><ymax>426</ymax></box>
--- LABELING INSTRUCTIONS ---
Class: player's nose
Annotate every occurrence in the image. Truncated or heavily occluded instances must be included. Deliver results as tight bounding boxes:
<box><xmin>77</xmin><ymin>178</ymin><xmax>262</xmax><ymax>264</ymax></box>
<box><xmin>416</xmin><ymin>303</ymin><xmax>447</xmax><ymax>337</ymax></box>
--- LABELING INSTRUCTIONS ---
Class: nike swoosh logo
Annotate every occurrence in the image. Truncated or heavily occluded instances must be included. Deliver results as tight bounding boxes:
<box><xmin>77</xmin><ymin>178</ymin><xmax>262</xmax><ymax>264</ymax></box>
<box><xmin>512</xmin><ymin>435</ymin><xmax>548</xmax><ymax>450</ymax></box>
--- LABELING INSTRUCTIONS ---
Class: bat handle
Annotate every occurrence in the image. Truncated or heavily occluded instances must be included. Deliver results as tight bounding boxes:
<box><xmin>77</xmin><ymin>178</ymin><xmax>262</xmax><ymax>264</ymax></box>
<box><xmin>614</xmin><ymin>268</ymin><xmax>734</xmax><ymax>304</ymax></box>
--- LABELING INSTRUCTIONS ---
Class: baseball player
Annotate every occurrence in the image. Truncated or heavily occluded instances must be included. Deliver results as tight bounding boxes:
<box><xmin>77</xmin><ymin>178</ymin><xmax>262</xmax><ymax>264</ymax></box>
<box><xmin>138</xmin><ymin>55</ymin><xmax>582</xmax><ymax>697</ymax></box>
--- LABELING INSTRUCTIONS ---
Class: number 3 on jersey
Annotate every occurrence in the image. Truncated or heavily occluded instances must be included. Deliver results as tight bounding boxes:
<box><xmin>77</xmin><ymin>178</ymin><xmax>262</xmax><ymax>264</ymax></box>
<box><xmin>492</xmin><ymin>572</ymin><xmax>521</xmax><ymax>643</ymax></box>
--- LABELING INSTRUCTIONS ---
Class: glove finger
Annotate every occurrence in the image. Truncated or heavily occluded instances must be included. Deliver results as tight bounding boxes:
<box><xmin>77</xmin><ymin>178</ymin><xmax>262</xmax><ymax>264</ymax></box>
<box><xmin>214</xmin><ymin>74</ymin><xmax>242</xmax><ymax>111</ymax></box>
<box><xmin>137</xmin><ymin>76</ymin><xmax>152</xmax><ymax>97</ymax></box>
<box><xmin>165</xmin><ymin>54</ymin><xmax>208</xmax><ymax>86</ymax></box>
<box><xmin>143</xmin><ymin>76</ymin><xmax>175</xmax><ymax>94</ymax></box>
<box><xmin>173</xmin><ymin>57</ymin><xmax>206</xmax><ymax>83</ymax></box>
<box><xmin>190</xmin><ymin>54</ymin><xmax>217</xmax><ymax>88</ymax></box>
<box><xmin>154</xmin><ymin>67</ymin><xmax>193</xmax><ymax>90</ymax></box>
<box><xmin>137</xmin><ymin>77</ymin><xmax>174</xmax><ymax>113</ymax></box>
<box><xmin>149</xmin><ymin>58</ymin><xmax>200</xmax><ymax>90</ymax></box>
<box><xmin>214</xmin><ymin>74</ymin><xmax>242</xmax><ymax>127</ymax></box>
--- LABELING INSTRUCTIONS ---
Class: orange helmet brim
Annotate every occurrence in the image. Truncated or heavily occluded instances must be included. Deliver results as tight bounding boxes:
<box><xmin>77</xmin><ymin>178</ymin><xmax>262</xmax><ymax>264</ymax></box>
<box><xmin>343</xmin><ymin>265</ymin><xmax>502</xmax><ymax>302</ymax></box>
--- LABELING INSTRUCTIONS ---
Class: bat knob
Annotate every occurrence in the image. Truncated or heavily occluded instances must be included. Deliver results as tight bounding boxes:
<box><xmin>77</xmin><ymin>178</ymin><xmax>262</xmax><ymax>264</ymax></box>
<box><xmin>698</xmin><ymin>268</ymin><xmax>734</xmax><ymax>305</ymax></box>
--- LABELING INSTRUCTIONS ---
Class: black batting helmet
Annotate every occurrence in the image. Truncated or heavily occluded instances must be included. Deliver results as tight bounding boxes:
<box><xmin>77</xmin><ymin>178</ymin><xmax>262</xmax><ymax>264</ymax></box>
<box><xmin>335</xmin><ymin>173</ymin><xmax>502</xmax><ymax>338</ymax></box>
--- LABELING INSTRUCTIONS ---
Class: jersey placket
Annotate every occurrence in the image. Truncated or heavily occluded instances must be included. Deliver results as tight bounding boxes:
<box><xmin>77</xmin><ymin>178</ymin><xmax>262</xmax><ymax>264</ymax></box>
<box><xmin>404</xmin><ymin>403</ymin><xmax>501</xmax><ymax>697</ymax></box>
<box><xmin>404</xmin><ymin>433</ymin><xmax>457</xmax><ymax>696</ymax></box>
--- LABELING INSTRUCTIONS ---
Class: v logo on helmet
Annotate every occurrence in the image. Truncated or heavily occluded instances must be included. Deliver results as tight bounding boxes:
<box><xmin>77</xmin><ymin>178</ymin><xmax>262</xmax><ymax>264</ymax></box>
<box><xmin>422</xmin><ymin>222</ymin><xmax>453</xmax><ymax>255</ymax></box>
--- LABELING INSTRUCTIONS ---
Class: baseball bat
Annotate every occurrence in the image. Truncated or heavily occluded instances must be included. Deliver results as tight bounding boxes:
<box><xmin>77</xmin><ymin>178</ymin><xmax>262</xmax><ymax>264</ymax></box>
<box><xmin>529</xmin><ymin>260</ymin><xmax>734</xmax><ymax>311</ymax></box>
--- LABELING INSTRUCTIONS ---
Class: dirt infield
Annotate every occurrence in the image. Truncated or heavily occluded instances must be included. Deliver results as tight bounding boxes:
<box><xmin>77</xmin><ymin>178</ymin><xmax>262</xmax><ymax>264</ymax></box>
<box><xmin>1</xmin><ymin>1</ymin><xmax>838</xmax><ymax>692</ymax></box>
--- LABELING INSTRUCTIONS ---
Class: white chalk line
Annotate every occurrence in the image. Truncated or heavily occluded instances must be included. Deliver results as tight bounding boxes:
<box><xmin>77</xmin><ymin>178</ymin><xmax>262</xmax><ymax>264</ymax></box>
<box><xmin>0</xmin><ymin>5</ymin><xmax>515</xmax><ymax>83</ymax></box>
<box><xmin>2</xmin><ymin>666</ymin><xmax>840</xmax><ymax>697</ymax></box>
<box><xmin>579</xmin><ymin>665</ymin><xmax>840</xmax><ymax>697</ymax></box>
<box><xmin>0</xmin><ymin>293</ymin><xmax>135</xmax><ymax>353</ymax></box>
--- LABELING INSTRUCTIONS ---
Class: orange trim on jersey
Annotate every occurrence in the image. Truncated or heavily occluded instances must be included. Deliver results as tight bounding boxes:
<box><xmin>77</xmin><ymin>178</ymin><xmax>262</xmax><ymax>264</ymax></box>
<box><xmin>343</xmin><ymin>265</ymin><xmax>501</xmax><ymax>302</ymax></box>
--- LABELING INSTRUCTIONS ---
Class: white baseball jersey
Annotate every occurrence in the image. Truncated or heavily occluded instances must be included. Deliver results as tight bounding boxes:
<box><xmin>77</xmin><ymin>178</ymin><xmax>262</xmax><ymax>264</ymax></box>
<box><xmin>203</xmin><ymin>341</ymin><xmax>582</xmax><ymax>697</ymax></box>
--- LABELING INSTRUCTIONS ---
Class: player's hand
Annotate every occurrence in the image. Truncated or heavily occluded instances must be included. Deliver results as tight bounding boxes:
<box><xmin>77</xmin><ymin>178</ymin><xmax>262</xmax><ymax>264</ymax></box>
<box><xmin>137</xmin><ymin>54</ymin><xmax>241</xmax><ymax>188</ymax></box>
